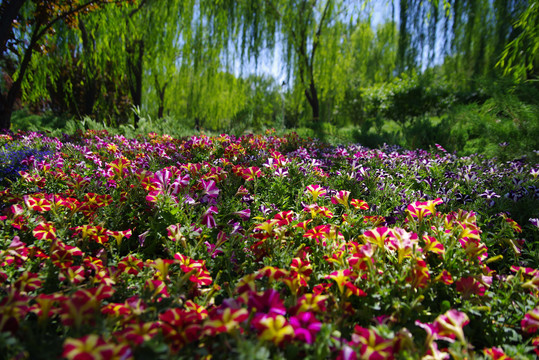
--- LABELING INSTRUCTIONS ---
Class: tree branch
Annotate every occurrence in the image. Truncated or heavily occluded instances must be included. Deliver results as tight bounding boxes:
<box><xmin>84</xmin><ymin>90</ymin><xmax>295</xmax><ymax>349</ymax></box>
<box><xmin>36</xmin><ymin>0</ymin><xmax>128</xmax><ymax>41</ymax></box>
<box><xmin>0</xmin><ymin>0</ymin><xmax>27</xmax><ymax>55</ymax></box>
<box><xmin>310</xmin><ymin>0</ymin><xmax>331</xmax><ymax>68</ymax></box>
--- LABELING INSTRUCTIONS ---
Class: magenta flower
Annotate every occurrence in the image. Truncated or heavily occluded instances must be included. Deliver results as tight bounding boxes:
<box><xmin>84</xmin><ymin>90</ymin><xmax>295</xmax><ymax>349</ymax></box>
<box><xmin>201</xmin><ymin>179</ymin><xmax>220</xmax><ymax>200</ymax></box>
<box><xmin>336</xmin><ymin>345</ymin><xmax>358</xmax><ymax>360</ymax></box>
<box><xmin>455</xmin><ymin>276</ymin><xmax>490</xmax><ymax>298</ymax></box>
<box><xmin>233</xmin><ymin>208</ymin><xmax>251</xmax><ymax>220</ymax></box>
<box><xmin>204</xmin><ymin>241</ymin><xmax>224</xmax><ymax>258</ymax></box>
<box><xmin>521</xmin><ymin>307</ymin><xmax>539</xmax><ymax>334</ymax></box>
<box><xmin>247</xmin><ymin>289</ymin><xmax>287</xmax><ymax>317</ymax></box>
<box><xmin>434</xmin><ymin>309</ymin><xmax>470</xmax><ymax>343</ymax></box>
<box><xmin>415</xmin><ymin>320</ymin><xmax>455</xmax><ymax>344</ymax></box>
<box><xmin>289</xmin><ymin>311</ymin><xmax>322</xmax><ymax>344</ymax></box>
<box><xmin>351</xmin><ymin>326</ymin><xmax>395</xmax><ymax>360</ymax></box>
<box><xmin>483</xmin><ymin>347</ymin><xmax>513</xmax><ymax>360</ymax></box>
<box><xmin>201</xmin><ymin>206</ymin><xmax>218</xmax><ymax>228</ymax></box>
<box><xmin>331</xmin><ymin>190</ymin><xmax>351</xmax><ymax>208</ymax></box>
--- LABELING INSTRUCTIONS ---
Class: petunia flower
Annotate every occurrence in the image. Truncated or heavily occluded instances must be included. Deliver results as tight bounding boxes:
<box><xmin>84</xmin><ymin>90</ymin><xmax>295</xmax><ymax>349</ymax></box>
<box><xmin>455</xmin><ymin>276</ymin><xmax>490</xmax><ymax>298</ymax></box>
<box><xmin>254</xmin><ymin>314</ymin><xmax>295</xmax><ymax>345</ymax></box>
<box><xmin>30</xmin><ymin>293</ymin><xmax>67</xmax><ymax>323</ymax></box>
<box><xmin>203</xmin><ymin>307</ymin><xmax>249</xmax><ymax>336</ymax></box>
<box><xmin>62</xmin><ymin>334</ymin><xmax>116</xmax><ymax>360</ymax></box>
<box><xmin>406</xmin><ymin>198</ymin><xmax>443</xmax><ymax>222</ymax></box>
<box><xmin>331</xmin><ymin>190</ymin><xmax>351</xmax><ymax>208</ymax></box>
<box><xmin>247</xmin><ymin>289</ymin><xmax>287</xmax><ymax>317</ymax></box>
<box><xmin>114</xmin><ymin>321</ymin><xmax>160</xmax><ymax>346</ymax></box>
<box><xmin>24</xmin><ymin>195</ymin><xmax>52</xmax><ymax>212</ymax></box>
<box><xmin>305</xmin><ymin>184</ymin><xmax>327</xmax><ymax>201</ymax></box>
<box><xmin>350</xmin><ymin>326</ymin><xmax>395</xmax><ymax>360</ymax></box>
<box><xmin>118</xmin><ymin>255</ymin><xmax>144</xmax><ymax>276</ymax></box>
<box><xmin>435</xmin><ymin>270</ymin><xmax>454</xmax><ymax>285</ymax></box>
<box><xmin>433</xmin><ymin>309</ymin><xmax>470</xmax><ymax>343</ymax></box>
<box><xmin>483</xmin><ymin>347</ymin><xmax>514</xmax><ymax>360</ymax></box>
<box><xmin>159</xmin><ymin>308</ymin><xmax>202</xmax><ymax>352</ymax></box>
<box><xmin>233</xmin><ymin>208</ymin><xmax>251</xmax><ymax>220</ymax></box>
<box><xmin>521</xmin><ymin>307</ymin><xmax>539</xmax><ymax>334</ymax></box>
<box><xmin>351</xmin><ymin>199</ymin><xmax>369</xmax><ymax>210</ymax></box>
<box><xmin>0</xmin><ymin>289</ymin><xmax>29</xmax><ymax>333</ymax></box>
<box><xmin>303</xmin><ymin>224</ymin><xmax>331</xmax><ymax>243</ymax></box>
<box><xmin>241</xmin><ymin>166</ymin><xmax>262</xmax><ymax>181</ymax></box>
<box><xmin>325</xmin><ymin>269</ymin><xmax>364</xmax><ymax>296</ymax></box>
<box><xmin>289</xmin><ymin>311</ymin><xmax>322</xmax><ymax>344</ymax></box>
<box><xmin>422</xmin><ymin>235</ymin><xmax>445</xmax><ymax>255</ymax></box>
<box><xmin>33</xmin><ymin>221</ymin><xmax>57</xmax><ymax>241</ymax></box>
<box><xmin>256</xmin><ymin>266</ymin><xmax>289</xmax><ymax>282</ymax></box>
<box><xmin>406</xmin><ymin>259</ymin><xmax>430</xmax><ymax>289</ymax></box>
<box><xmin>362</xmin><ymin>227</ymin><xmax>392</xmax><ymax>249</ymax></box>
<box><xmin>201</xmin><ymin>179</ymin><xmax>220</xmax><ymax>201</ymax></box>
<box><xmin>201</xmin><ymin>206</ymin><xmax>218</xmax><ymax>228</ymax></box>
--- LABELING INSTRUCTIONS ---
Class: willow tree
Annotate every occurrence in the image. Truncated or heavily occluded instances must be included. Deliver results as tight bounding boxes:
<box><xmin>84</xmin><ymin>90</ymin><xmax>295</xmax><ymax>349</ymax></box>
<box><xmin>498</xmin><ymin>0</ymin><xmax>539</xmax><ymax>82</ymax></box>
<box><xmin>90</xmin><ymin>0</ymin><xmax>193</xmax><ymax>127</ymax></box>
<box><xmin>393</xmin><ymin>0</ymin><xmax>530</xmax><ymax>83</ymax></box>
<box><xmin>0</xmin><ymin>0</ymin><xmax>135</xmax><ymax>130</ymax></box>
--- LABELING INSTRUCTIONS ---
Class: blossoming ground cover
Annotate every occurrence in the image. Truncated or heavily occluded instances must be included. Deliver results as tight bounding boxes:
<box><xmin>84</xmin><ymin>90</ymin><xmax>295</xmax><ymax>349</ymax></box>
<box><xmin>1</xmin><ymin>129</ymin><xmax>539</xmax><ymax>359</ymax></box>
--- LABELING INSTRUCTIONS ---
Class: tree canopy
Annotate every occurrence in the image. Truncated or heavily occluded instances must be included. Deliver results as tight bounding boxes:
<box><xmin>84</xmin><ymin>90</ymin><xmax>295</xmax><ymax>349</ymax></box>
<box><xmin>1</xmin><ymin>0</ymin><xmax>537</xmax><ymax>131</ymax></box>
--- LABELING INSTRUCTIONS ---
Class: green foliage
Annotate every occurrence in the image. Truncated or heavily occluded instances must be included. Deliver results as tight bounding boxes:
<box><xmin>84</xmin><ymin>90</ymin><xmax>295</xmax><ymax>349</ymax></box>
<box><xmin>444</xmin><ymin>90</ymin><xmax>539</xmax><ymax>159</ymax></box>
<box><xmin>497</xmin><ymin>1</ymin><xmax>539</xmax><ymax>82</ymax></box>
<box><xmin>11</xmin><ymin>110</ymin><xmax>69</xmax><ymax>132</ymax></box>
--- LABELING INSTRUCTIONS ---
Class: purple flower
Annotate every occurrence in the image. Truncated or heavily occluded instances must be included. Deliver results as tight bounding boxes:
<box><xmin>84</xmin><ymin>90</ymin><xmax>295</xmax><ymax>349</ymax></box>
<box><xmin>259</xmin><ymin>205</ymin><xmax>273</xmax><ymax>217</ymax></box>
<box><xmin>227</xmin><ymin>221</ymin><xmax>243</xmax><ymax>234</ymax></box>
<box><xmin>480</xmin><ymin>189</ymin><xmax>500</xmax><ymax>207</ymax></box>
<box><xmin>138</xmin><ymin>230</ymin><xmax>149</xmax><ymax>247</ymax></box>
<box><xmin>201</xmin><ymin>206</ymin><xmax>218</xmax><ymax>228</ymax></box>
<box><xmin>530</xmin><ymin>218</ymin><xmax>539</xmax><ymax>228</ymax></box>
<box><xmin>274</xmin><ymin>168</ymin><xmax>289</xmax><ymax>177</ymax></box>
<box><xmin>183</xmin><ymin>195</ymin><xmax>196</xmax><ymax>205</ymax></box>
<box><xmin>233</xmin><ymin>209</ymin><xmax>251</xmax><ymax>221</ymax></box>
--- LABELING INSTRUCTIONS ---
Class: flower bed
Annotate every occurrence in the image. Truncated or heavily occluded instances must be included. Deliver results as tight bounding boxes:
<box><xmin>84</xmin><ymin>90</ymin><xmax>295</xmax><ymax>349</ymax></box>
<box><xmin>0</xmin><ymin>129</ymin><xmax>538</xmax><ymax>359</ymax></box>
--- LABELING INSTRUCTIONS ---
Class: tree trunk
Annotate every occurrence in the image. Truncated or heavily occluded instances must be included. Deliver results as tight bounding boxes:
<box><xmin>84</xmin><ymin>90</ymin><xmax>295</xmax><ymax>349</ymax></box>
<box><xmin>0</xmin><ymin>22</ymin><xmax>41</xmax><ymax>130</ymax></box>
<box><xmin>127</xmin><ymin>39</ymin><xmax>144</xmax><ymax>128</ymax></box>
<box><xmin>154</xmin><ymin>75</ymin><xmax>168</xmax><ymax>119</ymax></box>
<box><xmin>306</xmin><ymin>80</ymin><xmax>320</xmax><ymax>124</ymax></box>
<box><xmin>79</xmin><ymin>18</ymin><xmax>98</xmax><ymax>116</ymax></box>
<box><xmin>0</xmin><ymin>96</ymin><xmax>13</xmax><ymax>131</ymax></box>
